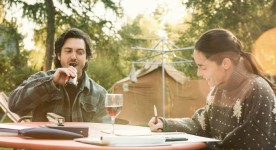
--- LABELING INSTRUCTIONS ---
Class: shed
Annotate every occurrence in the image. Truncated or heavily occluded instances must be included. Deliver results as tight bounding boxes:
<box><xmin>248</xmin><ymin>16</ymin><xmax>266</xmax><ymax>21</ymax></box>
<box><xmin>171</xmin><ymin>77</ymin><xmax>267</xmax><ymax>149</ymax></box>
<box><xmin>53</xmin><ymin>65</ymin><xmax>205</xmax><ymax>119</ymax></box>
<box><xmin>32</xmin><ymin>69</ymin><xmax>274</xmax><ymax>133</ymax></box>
<box><xmin>110</xmin><ymin>64</ymin><xmax>210</xmax><ymax>125</ymax></box>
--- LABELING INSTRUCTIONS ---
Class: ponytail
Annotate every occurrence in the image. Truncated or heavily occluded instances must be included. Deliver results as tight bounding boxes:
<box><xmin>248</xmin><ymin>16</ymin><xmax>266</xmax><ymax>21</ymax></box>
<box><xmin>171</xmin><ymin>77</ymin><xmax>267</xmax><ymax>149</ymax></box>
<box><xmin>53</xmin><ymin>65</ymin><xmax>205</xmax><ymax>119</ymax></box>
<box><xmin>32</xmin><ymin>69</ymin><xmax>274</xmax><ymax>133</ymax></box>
<box><xmin>241</xmin><ymin>52</ymin><xmax>276</xmax><ymax>93</ymax></box>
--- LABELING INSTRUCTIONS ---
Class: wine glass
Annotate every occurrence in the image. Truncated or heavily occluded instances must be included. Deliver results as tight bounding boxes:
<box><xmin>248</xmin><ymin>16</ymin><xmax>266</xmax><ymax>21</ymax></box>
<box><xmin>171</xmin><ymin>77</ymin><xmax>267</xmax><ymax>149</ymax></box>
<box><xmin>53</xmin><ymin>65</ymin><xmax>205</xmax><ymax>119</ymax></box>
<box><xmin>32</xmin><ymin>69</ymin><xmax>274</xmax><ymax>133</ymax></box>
<box><xmin>105</xmin><ymin>94</ymin><xmax>123</xmax><ymax>134</ymax></box>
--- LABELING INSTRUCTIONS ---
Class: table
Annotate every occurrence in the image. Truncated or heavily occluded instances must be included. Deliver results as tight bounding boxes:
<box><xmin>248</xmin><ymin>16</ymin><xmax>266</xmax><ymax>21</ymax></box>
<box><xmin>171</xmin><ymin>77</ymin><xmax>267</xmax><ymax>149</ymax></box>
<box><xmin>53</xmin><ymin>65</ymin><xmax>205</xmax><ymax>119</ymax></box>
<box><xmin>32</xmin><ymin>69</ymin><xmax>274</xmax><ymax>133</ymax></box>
<box><xmin>0</xmin><ymin>122</ymin><xmax>207</xmax><ymax>150</ymax></box>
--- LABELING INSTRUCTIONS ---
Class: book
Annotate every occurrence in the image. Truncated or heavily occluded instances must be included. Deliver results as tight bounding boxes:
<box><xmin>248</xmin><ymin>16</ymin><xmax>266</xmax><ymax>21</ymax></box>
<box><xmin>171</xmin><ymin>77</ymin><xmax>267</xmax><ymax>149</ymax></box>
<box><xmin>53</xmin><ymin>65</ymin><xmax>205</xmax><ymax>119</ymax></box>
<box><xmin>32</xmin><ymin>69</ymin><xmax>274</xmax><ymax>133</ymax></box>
<box><xmin>44</xmin><ymin>124</ymin><xmax>89</xmax><ymax>137</ymax></box>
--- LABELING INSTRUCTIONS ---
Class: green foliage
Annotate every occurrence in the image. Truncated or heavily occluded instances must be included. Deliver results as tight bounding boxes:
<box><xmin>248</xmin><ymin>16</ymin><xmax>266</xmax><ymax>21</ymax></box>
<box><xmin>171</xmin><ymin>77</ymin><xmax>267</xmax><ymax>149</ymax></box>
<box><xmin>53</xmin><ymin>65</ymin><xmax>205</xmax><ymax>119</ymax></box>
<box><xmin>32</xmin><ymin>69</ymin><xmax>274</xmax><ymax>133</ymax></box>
<box><xmin>87</xmin><ymin>57</ymin><xmax>122</xmax><ymax>91</ymax></box>
<box><xmin>166</xmin><ymin>0</ymin><xmax>276</xmax><ymax>78</ymax></box>
<box><xmin>7</xmin><ymin>0</ymin><xmax>122</xmax><ymax>24</ymax></box>
<box><xmin>5</xmin><ymin>0</ymin><xmax>123</xmax><ymax>70</ymax></box>
<box><xmin>3</xmin><ymin>0</ymin><xmax>276</xmax><ymax>90</ymax></box>
<box><xmin>85</xmin><ymin>14</ymin><xmax>163</xmax><ymax>90</ymax></box>
<box><xmin>182</xmin><ymin>0</ymin><xmax>276</xmax><ymax>51</ymax></box>
<box><xmin>0</xmin><ymin>14</ymin><xmax>36</xmax><ymax>94</ymax></box>
<box><xmin>117</xmin><ymin>15</ymin><xmax>163</xmax><ymax>70</ymax></box>
<box><xmin>0</xmin><ymin>52</ymin><xmax>36</xmax><ymax>94</ymax></box>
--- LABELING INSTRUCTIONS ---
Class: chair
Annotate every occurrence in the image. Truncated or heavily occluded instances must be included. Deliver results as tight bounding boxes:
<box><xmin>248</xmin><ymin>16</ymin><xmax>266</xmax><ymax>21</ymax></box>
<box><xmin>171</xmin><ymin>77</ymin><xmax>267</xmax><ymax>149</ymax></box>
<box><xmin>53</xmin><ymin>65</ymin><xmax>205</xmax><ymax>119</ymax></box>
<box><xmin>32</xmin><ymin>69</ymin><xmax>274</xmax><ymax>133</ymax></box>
<box><xmin>0</xmin><ymin>92</ymin><xmax>31</xmax><ymax>123</ymax></box>
<box><xmin>0</xmin><ymin>92</ymin><xmax>130</xmax><ymax>124</ymax></box>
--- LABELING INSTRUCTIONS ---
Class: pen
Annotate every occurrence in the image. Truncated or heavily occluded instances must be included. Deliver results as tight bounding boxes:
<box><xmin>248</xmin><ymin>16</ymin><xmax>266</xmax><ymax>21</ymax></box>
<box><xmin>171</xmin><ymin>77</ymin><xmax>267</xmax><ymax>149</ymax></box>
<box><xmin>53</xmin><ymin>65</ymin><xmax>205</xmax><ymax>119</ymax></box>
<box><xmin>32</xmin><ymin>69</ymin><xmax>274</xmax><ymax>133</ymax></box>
<box><xmin>154</xmin><ymin>105</ymin><xmax>158</xmax><ymax>124</ymax></box>
<box><xmin>165</xmin><ymin>137</ymin><xmax>188</xmax><ymax>142</ymax></box>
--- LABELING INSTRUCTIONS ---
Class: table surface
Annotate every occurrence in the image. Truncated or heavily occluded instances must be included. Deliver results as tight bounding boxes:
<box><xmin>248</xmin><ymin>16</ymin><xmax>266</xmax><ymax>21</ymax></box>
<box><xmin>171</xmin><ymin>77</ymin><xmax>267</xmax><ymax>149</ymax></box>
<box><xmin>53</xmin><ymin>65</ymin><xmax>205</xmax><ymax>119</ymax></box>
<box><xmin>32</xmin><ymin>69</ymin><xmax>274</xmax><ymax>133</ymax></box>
<box><xmin>0</xmin><ymin>122</ymin><xmax>207</xmax><ymax>150</ymax></box>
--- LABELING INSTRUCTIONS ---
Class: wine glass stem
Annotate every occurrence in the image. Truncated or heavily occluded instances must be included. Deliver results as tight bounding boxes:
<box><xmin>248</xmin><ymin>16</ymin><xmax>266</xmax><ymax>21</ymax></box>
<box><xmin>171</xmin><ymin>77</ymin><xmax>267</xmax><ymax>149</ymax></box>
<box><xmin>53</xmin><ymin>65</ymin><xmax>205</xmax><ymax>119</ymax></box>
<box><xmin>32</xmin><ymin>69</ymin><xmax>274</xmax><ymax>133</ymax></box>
<box><xmin>111</xmin><ymin>117</ymin><xmax>115</xmax><ymax>134</ymax></box>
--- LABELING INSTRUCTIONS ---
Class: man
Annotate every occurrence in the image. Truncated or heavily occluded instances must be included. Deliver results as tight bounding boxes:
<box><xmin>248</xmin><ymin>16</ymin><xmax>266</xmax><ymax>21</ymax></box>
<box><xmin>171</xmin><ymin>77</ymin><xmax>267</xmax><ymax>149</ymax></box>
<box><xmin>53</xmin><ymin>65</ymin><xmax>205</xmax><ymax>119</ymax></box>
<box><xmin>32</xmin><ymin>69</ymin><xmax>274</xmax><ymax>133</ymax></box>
<box><xmin>8</xmin><ymin>28</ymin><xmax>110</xmax><ymax>123</ymax></box>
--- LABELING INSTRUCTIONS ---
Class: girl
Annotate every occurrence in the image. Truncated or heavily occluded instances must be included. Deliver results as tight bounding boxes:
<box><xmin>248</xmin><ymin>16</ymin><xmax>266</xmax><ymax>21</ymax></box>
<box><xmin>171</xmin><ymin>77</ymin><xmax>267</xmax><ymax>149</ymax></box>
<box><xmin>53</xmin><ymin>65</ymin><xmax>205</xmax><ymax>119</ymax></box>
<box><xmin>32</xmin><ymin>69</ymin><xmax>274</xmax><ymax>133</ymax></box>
<box><xmin>148</xmin><ymin>28</ymin><xmax>276</xmax><ymax>149</ymax></box>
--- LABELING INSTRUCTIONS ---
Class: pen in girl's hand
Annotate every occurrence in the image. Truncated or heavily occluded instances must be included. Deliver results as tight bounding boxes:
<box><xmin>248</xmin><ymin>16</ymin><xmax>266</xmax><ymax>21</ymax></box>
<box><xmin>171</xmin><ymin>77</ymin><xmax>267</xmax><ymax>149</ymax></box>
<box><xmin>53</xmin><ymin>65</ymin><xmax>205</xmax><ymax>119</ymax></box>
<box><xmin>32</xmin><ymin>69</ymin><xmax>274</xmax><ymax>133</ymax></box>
<box><xmin>154</xmin><ymin>105</ymin><xmax>158</xmax><ymax>124</ymax></box>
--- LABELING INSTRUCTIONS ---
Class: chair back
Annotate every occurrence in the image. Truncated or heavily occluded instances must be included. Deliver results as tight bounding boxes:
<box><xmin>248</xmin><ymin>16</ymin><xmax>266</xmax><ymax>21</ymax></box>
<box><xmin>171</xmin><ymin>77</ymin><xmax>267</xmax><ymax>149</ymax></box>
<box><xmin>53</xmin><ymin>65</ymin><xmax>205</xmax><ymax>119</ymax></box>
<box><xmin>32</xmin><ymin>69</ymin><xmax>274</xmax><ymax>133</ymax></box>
<box><xmin>0</xmin><ymin>92</ymin><xmax>31</xmax><ymax>123</ymax></box>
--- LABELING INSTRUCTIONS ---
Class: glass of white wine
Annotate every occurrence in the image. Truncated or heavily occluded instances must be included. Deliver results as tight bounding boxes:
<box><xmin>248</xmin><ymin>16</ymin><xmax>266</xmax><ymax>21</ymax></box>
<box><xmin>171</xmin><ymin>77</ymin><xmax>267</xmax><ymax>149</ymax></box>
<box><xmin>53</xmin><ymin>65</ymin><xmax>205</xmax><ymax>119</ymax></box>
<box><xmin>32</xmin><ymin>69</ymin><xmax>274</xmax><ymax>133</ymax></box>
<box><xmin>105</xmin><ymin>94</ymin><xmax>123</xmax><ymax>134</ymax></box>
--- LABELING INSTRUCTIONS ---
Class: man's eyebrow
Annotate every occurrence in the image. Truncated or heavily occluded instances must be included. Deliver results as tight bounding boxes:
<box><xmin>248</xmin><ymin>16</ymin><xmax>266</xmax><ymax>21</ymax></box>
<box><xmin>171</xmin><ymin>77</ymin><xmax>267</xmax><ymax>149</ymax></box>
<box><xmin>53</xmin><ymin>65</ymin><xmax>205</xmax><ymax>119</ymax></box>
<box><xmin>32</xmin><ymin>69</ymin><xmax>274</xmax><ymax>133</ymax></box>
<box><xmin>63</xmin><ymin>47</ymin><xmax>72</xmax><ymax>50</ymax></box>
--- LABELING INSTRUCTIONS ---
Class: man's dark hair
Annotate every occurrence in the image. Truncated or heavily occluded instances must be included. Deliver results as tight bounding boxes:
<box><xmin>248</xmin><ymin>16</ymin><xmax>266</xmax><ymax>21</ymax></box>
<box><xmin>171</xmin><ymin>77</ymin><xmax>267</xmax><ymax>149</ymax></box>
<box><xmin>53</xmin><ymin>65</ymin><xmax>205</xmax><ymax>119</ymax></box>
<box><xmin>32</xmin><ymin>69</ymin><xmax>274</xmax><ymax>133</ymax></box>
<box><xmin>54</xmin><ymin>28</ymin><xmax>93</xmax><ymax>70</ymax></box>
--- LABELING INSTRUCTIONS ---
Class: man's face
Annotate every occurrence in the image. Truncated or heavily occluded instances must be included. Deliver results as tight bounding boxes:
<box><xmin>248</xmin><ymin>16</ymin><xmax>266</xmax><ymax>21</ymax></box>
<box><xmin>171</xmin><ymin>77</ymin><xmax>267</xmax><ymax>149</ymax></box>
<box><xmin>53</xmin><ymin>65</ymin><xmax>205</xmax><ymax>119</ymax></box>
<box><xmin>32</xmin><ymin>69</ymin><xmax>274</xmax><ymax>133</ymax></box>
<box><xmin>193</xmin><ymin>50</ymin><xmax>227</xmax><ymax>87</ymax></box>
<box><xmin>58</xmin><ymin>38</ymin><xmax>87</xmax><ymax>78</ymax></box>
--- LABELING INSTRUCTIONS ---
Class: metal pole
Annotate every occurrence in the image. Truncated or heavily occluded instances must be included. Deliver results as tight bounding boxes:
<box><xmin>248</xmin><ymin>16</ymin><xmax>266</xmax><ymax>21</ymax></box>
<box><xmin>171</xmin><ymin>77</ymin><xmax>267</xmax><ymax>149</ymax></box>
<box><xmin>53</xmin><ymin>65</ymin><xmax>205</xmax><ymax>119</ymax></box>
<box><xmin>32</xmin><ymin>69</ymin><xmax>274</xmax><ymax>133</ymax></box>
<box><xmin>161</xmin><ymin>39</ymin><xmax>165</xmax><ymax>117</ymax></box>
<box><xmin>131</xmin><ymin>39</ymin><xmax>193</xmax><ymax>118</ymax></box>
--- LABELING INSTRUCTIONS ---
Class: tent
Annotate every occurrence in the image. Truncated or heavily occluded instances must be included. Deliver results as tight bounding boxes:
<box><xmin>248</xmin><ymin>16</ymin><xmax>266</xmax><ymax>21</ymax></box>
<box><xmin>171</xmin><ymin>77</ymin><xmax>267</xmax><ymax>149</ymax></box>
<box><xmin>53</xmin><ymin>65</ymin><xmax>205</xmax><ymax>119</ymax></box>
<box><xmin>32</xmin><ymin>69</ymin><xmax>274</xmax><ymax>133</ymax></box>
<box><xmin>110</xmin><ymin>64</ymin><xmax>210</xmax><ymax>125</ymax></box>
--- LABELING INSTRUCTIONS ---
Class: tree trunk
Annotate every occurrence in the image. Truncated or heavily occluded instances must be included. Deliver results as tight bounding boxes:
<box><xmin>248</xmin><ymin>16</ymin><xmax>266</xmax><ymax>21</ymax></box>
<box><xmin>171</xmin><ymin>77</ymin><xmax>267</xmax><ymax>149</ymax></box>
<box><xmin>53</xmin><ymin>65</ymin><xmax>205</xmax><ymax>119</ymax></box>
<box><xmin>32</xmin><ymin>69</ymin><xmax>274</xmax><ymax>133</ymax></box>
<box><xmin>272</xmin><ymin>0</ymin><xmax>276</xmax><ymax>15</ymax></box>
<box><xmin>43</xmin><ymin>0</ymin><xmax>55</xmax><ymax>71</ymax></box>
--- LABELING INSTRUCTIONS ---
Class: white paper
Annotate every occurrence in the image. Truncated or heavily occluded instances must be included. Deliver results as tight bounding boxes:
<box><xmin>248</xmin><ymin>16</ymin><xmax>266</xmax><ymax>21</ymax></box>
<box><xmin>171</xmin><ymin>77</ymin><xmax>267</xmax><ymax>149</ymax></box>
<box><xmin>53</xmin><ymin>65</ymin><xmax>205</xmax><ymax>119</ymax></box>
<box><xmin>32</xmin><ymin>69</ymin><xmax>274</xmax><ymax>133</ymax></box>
<box><xmin>0</xmin><ymin>124</ymin><xmax>31</xmax><ymax>133</ymax></box>
<box><xmin>76</xmin><ymin>132</ymin><xmax>220</xmax><ymax>147</ymax></box>
<box><xmin>101</xmin><ymin>129</ymin><xmax>187</xmax><ymax>136</ymax></box>
<box><xmin>75</xmin><ymin>136</ymin><xmax>169</xmax><ymax>147</ymax></box>
<box><xmin>102</xmin><ymin>135</ymin><xmax>166</xmax><ymax>146</ymax></box>
<box><xmin>75</xmin><ymin>137</ymin><xmax>104</xmax><ymax>146</ymax></box>
<box><xmin>101</xmin><ymin>129</ymin><xmax>219</xmax><ymax>142</ymax></box>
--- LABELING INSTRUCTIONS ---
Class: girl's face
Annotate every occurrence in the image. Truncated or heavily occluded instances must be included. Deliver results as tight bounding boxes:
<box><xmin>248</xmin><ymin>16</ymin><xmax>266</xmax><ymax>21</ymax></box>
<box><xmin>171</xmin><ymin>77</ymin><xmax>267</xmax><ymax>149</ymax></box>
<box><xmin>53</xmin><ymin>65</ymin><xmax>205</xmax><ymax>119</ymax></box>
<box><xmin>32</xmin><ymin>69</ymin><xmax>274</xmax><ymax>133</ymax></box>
<box><xmin>193</xmin><ymin>50</ymin><xmax>231</xmax><ymax>87</ymax></box>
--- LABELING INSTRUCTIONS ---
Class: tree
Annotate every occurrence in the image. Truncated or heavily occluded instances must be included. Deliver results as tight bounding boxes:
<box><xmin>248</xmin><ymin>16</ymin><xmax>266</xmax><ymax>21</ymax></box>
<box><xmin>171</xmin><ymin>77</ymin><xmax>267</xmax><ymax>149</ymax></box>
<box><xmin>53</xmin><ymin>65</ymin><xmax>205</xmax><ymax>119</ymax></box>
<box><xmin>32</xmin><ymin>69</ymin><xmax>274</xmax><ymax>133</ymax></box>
<box><xmin>0</xmin><ymin>20</ymin><xmax>35</xmax><ymax>93</ymax></box>
<box><xmin>168</xmin><ymin>0</ymin><xmax>276</xmax><ymax>78</ymax></box>
<box><xmin>45</xmin><ymin>0</ymin><xmax>55</xmax><ymax>71</ymax></box>
<box><xmin>4</xmin><ymin>0</ymin><xmax>122</xmax><ymax>70</ymax></box>
<box><xmin>87</xmin><ymin>14</ymin><xmax>161</xmax><ymax>89</ymax></box>
<box><xmin>182</xmin><ymin>0</ymin><xmax>276</xmax><ymax>51</ymax></box>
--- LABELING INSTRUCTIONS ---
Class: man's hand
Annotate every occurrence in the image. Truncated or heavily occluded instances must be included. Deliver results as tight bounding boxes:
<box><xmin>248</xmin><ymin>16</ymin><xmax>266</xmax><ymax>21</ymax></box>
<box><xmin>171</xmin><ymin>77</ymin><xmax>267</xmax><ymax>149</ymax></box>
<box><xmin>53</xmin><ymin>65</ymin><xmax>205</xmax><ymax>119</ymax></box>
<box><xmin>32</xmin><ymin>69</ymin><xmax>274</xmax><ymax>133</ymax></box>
<box><xmin>53</xmin><ymin>66</ymin><xmax>77</xmax><ymax>85</ymax></box>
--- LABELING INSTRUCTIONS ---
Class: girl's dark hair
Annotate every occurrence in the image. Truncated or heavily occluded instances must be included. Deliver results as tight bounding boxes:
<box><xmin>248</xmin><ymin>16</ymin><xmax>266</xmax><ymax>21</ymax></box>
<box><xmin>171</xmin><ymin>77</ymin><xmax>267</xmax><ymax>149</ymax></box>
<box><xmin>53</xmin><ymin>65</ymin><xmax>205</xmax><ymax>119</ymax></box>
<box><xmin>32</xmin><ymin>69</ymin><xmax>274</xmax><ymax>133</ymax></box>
<box><xmin>54</xmin><ymin>28</ymin><xmax>93</xmax><ymax>70</ymax></box>
<box><xmin>195</xmin><ymin>28</ymin><xmax>276</xmax><ymax>92</ymax></box>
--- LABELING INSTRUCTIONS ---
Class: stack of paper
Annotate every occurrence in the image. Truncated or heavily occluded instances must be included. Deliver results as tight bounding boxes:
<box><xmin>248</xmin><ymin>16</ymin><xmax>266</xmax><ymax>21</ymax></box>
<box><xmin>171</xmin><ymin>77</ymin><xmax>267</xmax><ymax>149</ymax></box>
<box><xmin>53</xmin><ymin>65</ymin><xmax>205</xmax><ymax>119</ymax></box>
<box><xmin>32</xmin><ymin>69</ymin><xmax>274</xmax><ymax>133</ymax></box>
<box><xmin>75</xmin><ymin>130</ymin><xmax>220</xmax><ymax>146</ymax></box>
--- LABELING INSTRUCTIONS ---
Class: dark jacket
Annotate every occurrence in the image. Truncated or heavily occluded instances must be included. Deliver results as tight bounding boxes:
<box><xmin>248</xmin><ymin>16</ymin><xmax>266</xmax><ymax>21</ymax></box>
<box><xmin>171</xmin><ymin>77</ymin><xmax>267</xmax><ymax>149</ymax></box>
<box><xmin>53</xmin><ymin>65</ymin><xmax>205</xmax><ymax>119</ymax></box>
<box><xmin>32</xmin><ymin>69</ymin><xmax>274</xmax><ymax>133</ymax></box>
<box><xmin>8</xmin><ymin>70</ymin><xmax>110</xmax><ymax>123</ymax></box>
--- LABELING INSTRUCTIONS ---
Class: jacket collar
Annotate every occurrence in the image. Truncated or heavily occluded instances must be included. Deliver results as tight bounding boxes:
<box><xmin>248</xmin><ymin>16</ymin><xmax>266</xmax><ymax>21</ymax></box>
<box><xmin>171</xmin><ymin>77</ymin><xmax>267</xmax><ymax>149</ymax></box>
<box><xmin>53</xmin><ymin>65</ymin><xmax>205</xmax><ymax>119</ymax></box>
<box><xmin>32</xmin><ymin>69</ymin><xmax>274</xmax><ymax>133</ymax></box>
<box><xmin>79</xmin><ymin>71</ymin><xmax>91</xmax><ymax>92</ymax></box>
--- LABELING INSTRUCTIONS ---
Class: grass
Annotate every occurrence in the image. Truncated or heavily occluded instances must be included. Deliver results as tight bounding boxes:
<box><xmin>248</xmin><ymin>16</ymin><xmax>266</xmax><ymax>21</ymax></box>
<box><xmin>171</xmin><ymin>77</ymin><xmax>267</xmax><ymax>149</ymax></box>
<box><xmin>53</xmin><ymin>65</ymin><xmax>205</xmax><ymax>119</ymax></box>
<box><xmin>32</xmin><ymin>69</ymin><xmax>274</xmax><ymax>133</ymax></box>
<box><xmin>0</xmin><ymin>148</ymin><xmax>13</xmax><ymax>150</ymax></box>
<box><xmin>0</xmin><ymin>110</ymin><xmax>13</xmax><ymax>123</ymax></box>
